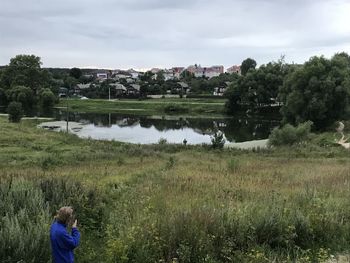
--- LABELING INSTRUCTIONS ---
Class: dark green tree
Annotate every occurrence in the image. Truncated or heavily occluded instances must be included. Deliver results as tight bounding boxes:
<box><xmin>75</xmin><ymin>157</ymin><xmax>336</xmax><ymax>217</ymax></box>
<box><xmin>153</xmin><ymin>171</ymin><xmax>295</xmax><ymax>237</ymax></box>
<box><xmin>279</xmin><ymin>54</ymin><xmax>350</xmax><ymax>129</ymax></box>
<box><xmin>7</xmin><ymin>101</ymin><xmax>23</xmax><ymax>123</ymax></box>
<box><xmin>226</xmin><ymin>59</ymin><xmax>288</xmax><ymax>113</ymax></box>
<box><xmin>0</xmin><ymin>54</ymin><xmax>50</xmax><ymax>94</ymax></box>
<box><xmin>39</xmin><ymin>88</ymin><xmax>56</xmax><ymax>114</ymax></box>
<box><xmin>6</xmin><ymin>86</ymin><xmax>35</xmax><ymax>113</ymax></box>
<box><xmin>69</xmin><ymin>67</ymin><xmax>82</xmax><ymax>79</ymax></box>
<box><xmin>180</xmin><ymin>70</ymin><xmax>195</xmax><ymax>82</ymax></box>
<box><xmin>241</xmin><ymin>58</ymin><xmax>257</xmax><ymax>76</ymax></box>
<box><xmin>0</xmin><ymin>87</ymin><xmax>8</xmax><ymax>109</ymax></box>
<box><xmin>156</xmin><ymin>71</ymin><xmax>165</xmax><ymax>84</ymax></box>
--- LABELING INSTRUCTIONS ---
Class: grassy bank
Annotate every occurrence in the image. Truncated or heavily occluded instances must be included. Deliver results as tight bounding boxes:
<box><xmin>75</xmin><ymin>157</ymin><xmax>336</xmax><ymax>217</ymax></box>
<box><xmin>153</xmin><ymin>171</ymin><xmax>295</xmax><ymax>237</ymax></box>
<box><xmin>1</xmin><ymin>117</ymin><xmax>350</xmax><ymax>262</ymax></box>
<box><xmin>56</xmin><ymin>98</ymin><xmax>227</xmax><ymax>116</ymax></box>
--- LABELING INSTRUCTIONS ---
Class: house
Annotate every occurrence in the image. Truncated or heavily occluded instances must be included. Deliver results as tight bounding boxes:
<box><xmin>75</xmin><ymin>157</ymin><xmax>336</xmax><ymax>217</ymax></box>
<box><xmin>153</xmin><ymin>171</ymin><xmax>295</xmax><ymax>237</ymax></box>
<box><xmin>226</xmin><ymin>65</ymin><xmax>241</xmax><ymax>75</ymax></box>
<box><xmin>96</xmin><ymin>72</ymin><xmax>108</xmax><ymax>80</ymax></box>
<box><xmin>172</xmin><ymin>67</ymin><xmax>185</xmax><ymax>79</ymax></box>
<box><xmin>110</xmin><ymin>83</ymin><xmax>127</xmax><ymax>95</ymax></box>
<box><xmin>58</xmin><ymin>87</ymin><xmax>68</xmax><ymax>98</ymax></box>
<box><xmin>151</xmin><ymin>68</ymin><xmax>161</xmax><ymax>74</ymax></box>
<box><xmin>126</xmin><ymin>78</ymin><xmax>135</xmax><ymax>84</ymax></box>
<box><xmin>163</xmin><ymin>69</ymin><xmax>175</xmax><ymax>81</ymax></box>
<box><xmin>113</xmin><ymin>71</ymin><xmax>131</xmax><ymax>80</ymax></box>
<box><xmin>177</xmin><ymin>82</ymin><xmax>190</xmax><ymax>93</ymax></box>
<box><xmin>186</xmin><ymin>65</ymin><xmax>224</xmax><ymax>79</ymax></box>
<box><xmin>83</xmin><ymin>74</ymin><xmax>94</xmax><ymax>79</ymax></box>
<box><xmin>127</xmin><ymin>69</ymin><xmax>141</xmax><ymax>79</ymax></box>
<box><xmin>74</xmin><ymin>83</ymin><xmax>92</xmax><ymax>95</ymax></box>
<box><xmin>128</xmin><ymin>84</ymin><xmax>140</xmax><ymax>95</ymax></box>
<box><xmin>76</xmin><ymin>83</ymin><xmax>91</xmax><ymax>90</ymax></box>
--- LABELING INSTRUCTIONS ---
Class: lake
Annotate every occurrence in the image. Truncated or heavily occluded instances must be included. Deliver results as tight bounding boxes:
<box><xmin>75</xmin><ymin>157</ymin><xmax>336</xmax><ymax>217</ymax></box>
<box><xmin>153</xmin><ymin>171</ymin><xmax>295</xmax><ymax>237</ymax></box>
<box><xmin>52</xmin><ymin>111</ymin><xmax>280</xmax><ymax>145</ymax></box>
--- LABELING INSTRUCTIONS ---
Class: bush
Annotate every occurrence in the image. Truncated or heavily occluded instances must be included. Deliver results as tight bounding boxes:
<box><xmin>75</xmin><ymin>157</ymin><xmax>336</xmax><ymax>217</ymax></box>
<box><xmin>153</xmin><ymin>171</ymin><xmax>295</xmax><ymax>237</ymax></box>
<box><xmin>164</xmin><ymin>104</ymin><xmax>189</xmax><ymax>114</ymax></box>
<box><xmin>268</xmin><ymin>121</ymin><xmax>313</xmax><ymax>146</ymax></box>
<box><xmin>7</xmin><ymin>101</ymin><xmax>23</xmax><ymax>123</ymax></box>
<box><xmin>0</xmin><ymin>179</ymin><xmax>51</xmax><ymax>262</ymax></box>
<box><xmin>211</xmin><ymin>130</ymin><xmax>226</xmax><ymax>149</ymax></box>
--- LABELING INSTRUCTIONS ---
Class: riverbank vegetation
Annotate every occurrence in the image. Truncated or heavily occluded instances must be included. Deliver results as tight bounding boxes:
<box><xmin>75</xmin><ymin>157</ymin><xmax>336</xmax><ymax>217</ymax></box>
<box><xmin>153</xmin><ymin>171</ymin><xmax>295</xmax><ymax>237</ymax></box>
<box><xmin>1</xmin><ymin>116</ymin><xmax>350</xmax><ymax>262</ymax></box>
<box><xmin>57</xmin><ymin>98</ymin><xmax>227</xmax><ymax>116</ymax></box>
<box><xmin>0</xmin><ymin>55</ymin><xmax>58</xmax><ymax>120</ymax></box>
<box><xmin>226</xmin><ymin>53</ymin><xmax>350</xmax><ymax>129</ymax></box>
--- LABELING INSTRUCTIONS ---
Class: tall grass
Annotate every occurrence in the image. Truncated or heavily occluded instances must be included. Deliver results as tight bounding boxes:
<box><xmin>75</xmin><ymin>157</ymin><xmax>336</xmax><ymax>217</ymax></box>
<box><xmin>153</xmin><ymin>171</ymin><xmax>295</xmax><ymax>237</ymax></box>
<box><xmin>1</xmin><ymin>116</ymin><xmax>350</xmax><ymax>262</ymax></box>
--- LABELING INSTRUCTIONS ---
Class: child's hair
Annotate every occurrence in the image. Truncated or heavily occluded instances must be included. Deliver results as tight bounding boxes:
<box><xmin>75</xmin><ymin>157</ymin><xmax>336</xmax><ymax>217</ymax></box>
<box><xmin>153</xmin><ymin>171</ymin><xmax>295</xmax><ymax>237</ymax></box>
<box><xmin>55</xmin><ymin>206</ymin><xmax>74</xmax><ymax>225</ymax></box>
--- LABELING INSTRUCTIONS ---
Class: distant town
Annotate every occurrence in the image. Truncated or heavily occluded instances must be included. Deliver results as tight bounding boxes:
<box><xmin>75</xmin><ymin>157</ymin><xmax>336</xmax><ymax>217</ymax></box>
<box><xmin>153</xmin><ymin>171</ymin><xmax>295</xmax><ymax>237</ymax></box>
<box><xmin>55</xmin><ymin>64</ymin><xmax>241</xmax><ymax>99</ymax></box>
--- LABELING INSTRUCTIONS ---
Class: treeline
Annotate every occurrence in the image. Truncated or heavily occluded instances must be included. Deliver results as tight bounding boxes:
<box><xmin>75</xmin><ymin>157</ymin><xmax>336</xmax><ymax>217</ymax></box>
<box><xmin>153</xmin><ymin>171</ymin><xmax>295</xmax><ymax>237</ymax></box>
<box><xmin>226</xmin><ymin>53</ymin><xmax>350</xmax><ymax>129</ymax></box>
<box><xmin>139</xmin><ymin>70</ymin><xmax>238</xmax><ymax>96</ymax></box>
<box><xmin>0</xmin><ymin>55</ymin><xmax>58</xmax><ymax>120</ymax></box>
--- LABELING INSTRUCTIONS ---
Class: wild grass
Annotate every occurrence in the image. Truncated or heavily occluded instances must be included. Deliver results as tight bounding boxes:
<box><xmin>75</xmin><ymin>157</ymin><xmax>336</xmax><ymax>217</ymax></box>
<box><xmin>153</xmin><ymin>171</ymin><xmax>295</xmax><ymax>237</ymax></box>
<box><xmin>1</xmin><ymin>116</ymin><xmax>350</xmax><ymax>262</ymax></box>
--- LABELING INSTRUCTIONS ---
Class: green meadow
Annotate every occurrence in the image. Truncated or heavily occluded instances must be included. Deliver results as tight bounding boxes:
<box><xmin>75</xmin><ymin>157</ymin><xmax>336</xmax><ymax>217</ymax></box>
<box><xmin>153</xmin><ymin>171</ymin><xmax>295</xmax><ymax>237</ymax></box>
<box><xmin>57</xmin><ymin>98</ymin><xmax>227</xmax><ymax>116</ymax></box>
<box><xmin>1</xmin><ymin>116</ymin><xmax>350</xmax><ymax>262</ymax></box>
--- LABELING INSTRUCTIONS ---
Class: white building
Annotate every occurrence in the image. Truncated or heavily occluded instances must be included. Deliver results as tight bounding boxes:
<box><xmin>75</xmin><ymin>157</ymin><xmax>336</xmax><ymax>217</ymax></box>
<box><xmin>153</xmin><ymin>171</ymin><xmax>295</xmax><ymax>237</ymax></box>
<box><xmin>96</xmin><ymin>73</ymin><xmax>108</xmax><ymax>80</ymax></box>
<box><xmin>127</xmin><ymin>69</ymin><xmax>141</xmax><ymax>79</ymax></box>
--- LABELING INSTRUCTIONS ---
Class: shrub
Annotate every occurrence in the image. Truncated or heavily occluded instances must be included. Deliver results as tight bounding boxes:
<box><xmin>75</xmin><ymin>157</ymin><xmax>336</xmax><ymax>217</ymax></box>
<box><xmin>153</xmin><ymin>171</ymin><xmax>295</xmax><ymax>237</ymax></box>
<box><xmin>164</xmin><ymin>104</ymin><xmax>189</xmax><ymax>114</ymax></box>
<box><xmin>0</xmin><ymin>179</ymin><xmax>51</xmax><ymax>262</ymax></box>
<box><xmin>268</xmin><ymin>121</ymin><xmax>313</xmax><ymax>146</ymax></box>
<box><xmin>211</xmin><ymin>130</ymin><xmax>226</xmax><ymax>149</ymax></box>
<box><xmin>7</xmin><ymin>101</ymin><xmax>23</xmax><ymax>123</ymax></box>
<box><xmin>158</xmin><ymin>138</ymin><xmax>168</xmax><ymax>145</ymax></box>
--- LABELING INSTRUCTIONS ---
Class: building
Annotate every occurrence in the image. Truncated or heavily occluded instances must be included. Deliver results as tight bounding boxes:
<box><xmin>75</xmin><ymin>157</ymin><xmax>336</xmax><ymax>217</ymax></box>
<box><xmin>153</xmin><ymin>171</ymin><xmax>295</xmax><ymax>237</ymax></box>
<box><xmin>226</xmin><ymin>65</ymin><xmax>241</xmax><ymax>75</ymax></box>
<box><xmin>58</xmin><ymin>87</ymin><xmax>68</xmax><ymax>98</ymax></box>
<box><xmin>110</xmin><ymin>83</ymin><xmax>127</xmax><ymax>95</ymax></box>
<box><xmin>177</xmin><ymin>82</ymin><xmax>190</xmax><ymax>93</ymax></box>
<box><xmin>128</xmin><ymin>84</ymin><xmax>141</xmax><ymax>95</ymax></box>
<box><xmin>203</xmin><ymin>66</ymin><xmax>224</xmax><ymax>78</ymax></box>
<box><xmin>163</xmin><ymin>69</ymin><xmax>175</xmax><ymax>81</ymax></box>
<box><xmin>127</xmin><ymin>69</ymin><xmax>141</xmax><ymax>79</ymax></box>
<box><xmin>186</xmin><ymin>65</ymin><xmax>224</xmax><ymax>78</ymax></box>
<box><xmin>150</xmin><ymin>68</ymin><xmax>161</xmax><ymax>74</ymax></box>
<box><xmin>172</xmin><ymin>67</ymin><xmax>185</xmax><ymax>79</ymax></box>
<box><xmin>112</xmin><ymin>70</ymin><xmax>131</xmax><ymax>80</ymax></box>
<box><xmin>76</xmin><ymin>83</ymin><xmax>91</xmax><ymax>90</ymax></box>
<box><xmin>96</xmin><ymin>72</ymin><xmax>108</xmax><ymax>80</ymax></box>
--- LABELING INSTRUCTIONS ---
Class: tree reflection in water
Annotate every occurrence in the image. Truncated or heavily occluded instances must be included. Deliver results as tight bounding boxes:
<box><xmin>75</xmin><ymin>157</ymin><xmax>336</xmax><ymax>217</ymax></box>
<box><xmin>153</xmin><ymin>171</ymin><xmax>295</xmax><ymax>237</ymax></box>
<box><xmin>54</xmin><ymin>111</ymin><xmax>280</xmax><ymax>143</ymax></box>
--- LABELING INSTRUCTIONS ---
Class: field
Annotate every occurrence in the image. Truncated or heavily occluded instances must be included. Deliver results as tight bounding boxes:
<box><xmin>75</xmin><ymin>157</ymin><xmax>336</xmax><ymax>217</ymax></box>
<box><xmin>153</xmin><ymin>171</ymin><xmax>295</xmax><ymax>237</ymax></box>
<box><xmin>1</xmin><ymin>116</ymin><xmax>350</xmax><ymax>262</ymax></box>
<box><xmin>57</xmin><ymin>98</ymin><xmax>227</xmax><ymax>116</ymax></box>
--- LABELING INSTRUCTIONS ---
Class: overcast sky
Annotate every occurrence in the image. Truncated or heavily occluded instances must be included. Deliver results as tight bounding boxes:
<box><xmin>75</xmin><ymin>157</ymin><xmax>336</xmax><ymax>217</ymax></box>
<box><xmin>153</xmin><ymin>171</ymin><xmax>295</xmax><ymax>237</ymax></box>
<box><xmin>1</xmin><ymin>0</ymin><xmax>350</xmax><ymax>70</ymax></box>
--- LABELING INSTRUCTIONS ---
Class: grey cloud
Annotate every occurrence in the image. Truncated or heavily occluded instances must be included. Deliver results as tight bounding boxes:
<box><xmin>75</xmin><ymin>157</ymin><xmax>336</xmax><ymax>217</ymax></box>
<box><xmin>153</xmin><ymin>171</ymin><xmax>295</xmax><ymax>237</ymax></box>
<box><xmin>0</xmin><ymin>0</ymin><xmax>349</xmax><ymax>68</ymax></box>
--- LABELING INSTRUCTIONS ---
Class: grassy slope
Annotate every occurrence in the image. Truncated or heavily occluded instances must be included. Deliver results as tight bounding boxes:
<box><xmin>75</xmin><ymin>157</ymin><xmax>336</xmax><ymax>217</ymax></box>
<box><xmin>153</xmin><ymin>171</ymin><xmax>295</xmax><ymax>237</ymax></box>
<box><xmin>56</xmin><ymin>98</ymin><xmax>227</xmax><ymax>115</ymax></box>
<box><xmin>1</xmin><ymin>117</ymin><xmax>350</xmax><ymax>262</ymax></box>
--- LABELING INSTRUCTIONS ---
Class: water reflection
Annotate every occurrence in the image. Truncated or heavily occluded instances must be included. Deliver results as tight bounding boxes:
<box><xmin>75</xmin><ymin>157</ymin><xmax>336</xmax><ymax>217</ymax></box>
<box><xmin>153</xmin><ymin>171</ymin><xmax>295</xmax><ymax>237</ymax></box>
<box><xmin>54</xmin><ymin>111</ymin><xmax>280</xmax><ymax>144</ymax></box>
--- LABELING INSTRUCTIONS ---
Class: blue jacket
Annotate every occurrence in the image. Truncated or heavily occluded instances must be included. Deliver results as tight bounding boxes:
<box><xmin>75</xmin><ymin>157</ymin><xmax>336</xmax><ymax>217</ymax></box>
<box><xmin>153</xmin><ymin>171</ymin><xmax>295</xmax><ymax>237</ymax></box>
<box><xmin>50</xmin><ymin>220</ymin><xmax>80</xmax><ymax>263</ymax></box>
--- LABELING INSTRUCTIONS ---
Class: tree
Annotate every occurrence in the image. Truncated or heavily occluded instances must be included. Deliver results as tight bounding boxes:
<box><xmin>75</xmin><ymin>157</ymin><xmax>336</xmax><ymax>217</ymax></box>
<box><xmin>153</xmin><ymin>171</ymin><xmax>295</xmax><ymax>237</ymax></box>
<box><xmin>6</xmin><ymin>86</ymin><xmax>35</xmax><ymax>113</ymax></box>
<box><xmin>225</xmin><ymin>59</ymin><xmax>288</xmax><ymax>113</ymax></box>
<box><xmin>241</xmin><ymin>58</ymin><xmax>257</xmax><ymax>76</ymax></box>
<box><xmin>7</xmin><ymin>101</ymin><xmax>23</xmax><ymax>123</ymax></box>
<box><xmin>211</xmin><ymin>130</ymin><xmax>226</xmax><ymax>149</ymax></box>
<box><xmin>279</xmin><ymin>54</ymin><xmax>350</xmax><ymax>129</ymax></box>
<box><xmin>69</xmin><ymin>67</ymin><xmax>82</xmax><ymax>80</ymax></box>
<box><xmin>0</xmin><ymin>87</ymin><xmax>8</xmax><ymax>109</ymax></box>
<box><xmin>180</xmin><ymin>70</ymin><xmax>195</xmax><ymax>82</ymax></box>
<box><xmin>0</xmin><ymin>54</ymin><xmax>58</xmax><ymax>116</ymax></box>
<box><xmin>39</xmin><ymin>88</ymin><xmax>56</xmax><ymax>114</ymax></box>
<box><xmin>0</xmin><ymin>54</ymin><xmax>50</xmax><ymax>94</ymax></box>
<box><xmin>156</xmin><ymin>71</ymin><xmax>165</xmax><ymax>84</ymax></box>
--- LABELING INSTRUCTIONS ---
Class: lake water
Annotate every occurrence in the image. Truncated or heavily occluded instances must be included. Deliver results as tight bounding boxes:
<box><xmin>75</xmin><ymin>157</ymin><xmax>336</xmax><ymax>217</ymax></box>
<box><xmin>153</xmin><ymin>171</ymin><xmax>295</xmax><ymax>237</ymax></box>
<box><xmin>53</xmin><ymin>111</ymin><xmax>280</xmax><ymax>145</ymax></box>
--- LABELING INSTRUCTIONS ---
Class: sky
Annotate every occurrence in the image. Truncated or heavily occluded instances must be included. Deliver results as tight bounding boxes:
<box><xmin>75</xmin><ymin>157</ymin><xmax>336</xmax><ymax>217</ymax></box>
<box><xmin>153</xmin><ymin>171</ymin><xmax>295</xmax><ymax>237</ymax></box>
<box><xmin>1</xmin><ymin>0</ymin><xmax>350</xmax><ymax>70</ymax></box>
